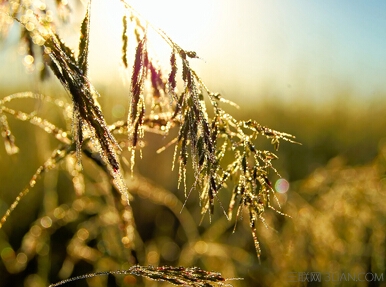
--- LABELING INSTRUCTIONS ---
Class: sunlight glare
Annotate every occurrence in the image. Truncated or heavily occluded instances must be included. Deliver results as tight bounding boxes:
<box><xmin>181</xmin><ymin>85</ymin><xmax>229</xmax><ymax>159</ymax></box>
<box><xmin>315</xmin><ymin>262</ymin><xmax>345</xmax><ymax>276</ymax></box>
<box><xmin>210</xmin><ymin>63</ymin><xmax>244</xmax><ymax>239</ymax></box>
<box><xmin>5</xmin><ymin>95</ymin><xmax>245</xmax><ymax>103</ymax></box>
<box><xmin>89</xmin><ymin>0</ymin><xmax>219</xmax><ymax>85</ymax></box>
<box><xmin>127</xmin><ymin>0</ymin><xmax>216</xmax><ymax>48</ymax></box>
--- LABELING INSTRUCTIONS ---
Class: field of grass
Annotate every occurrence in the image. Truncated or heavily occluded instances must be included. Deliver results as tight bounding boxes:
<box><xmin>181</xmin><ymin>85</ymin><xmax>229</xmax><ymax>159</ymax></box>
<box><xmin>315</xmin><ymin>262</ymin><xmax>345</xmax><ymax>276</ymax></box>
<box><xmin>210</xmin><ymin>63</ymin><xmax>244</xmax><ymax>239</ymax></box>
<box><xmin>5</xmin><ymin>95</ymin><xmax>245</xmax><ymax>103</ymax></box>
<box><xmin>1</xmin><ymin>1</ymin><xmax>385</xmax><ymax>286</ymax></box>
<box><xmin>1</xmin><ymin>85</ymin><xmax>385</xmax><ymax>286</ymax></box>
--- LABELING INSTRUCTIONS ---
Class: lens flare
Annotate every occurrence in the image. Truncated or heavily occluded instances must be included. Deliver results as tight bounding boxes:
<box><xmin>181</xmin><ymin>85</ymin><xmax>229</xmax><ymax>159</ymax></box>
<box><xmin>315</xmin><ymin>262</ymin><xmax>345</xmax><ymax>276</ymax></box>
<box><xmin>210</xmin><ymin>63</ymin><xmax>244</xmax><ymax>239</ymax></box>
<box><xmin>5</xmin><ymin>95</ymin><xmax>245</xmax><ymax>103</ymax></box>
<box><xmin>275</xmin><ymin>178</ymin><xmax>289</xmax><ymax>194</ymax></box>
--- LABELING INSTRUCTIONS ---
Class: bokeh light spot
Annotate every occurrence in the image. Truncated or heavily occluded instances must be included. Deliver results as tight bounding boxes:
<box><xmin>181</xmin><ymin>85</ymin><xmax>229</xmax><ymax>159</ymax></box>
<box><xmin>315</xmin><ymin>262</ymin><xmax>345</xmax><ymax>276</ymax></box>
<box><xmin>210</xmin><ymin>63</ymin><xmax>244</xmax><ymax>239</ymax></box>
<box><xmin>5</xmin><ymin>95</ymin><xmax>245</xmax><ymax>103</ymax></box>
<box><xmin>194</xmin><ymin>240</ymin><xmax>208</xmax><ymax>254</ymax></box>
<box><xmin>16</xmin><ymin>252</ymin><xmax>27</xmax><ymax>265</ymax></box>
<box><xmin>161</xmin><ymin>241</ymin><xmax>180</xmax><ymax>261</ymax></box>
<box><xmin>1</xmin><ymin>247</ymin><xmax>15</xmax><ymax>261</ymax></box>
<box><xmin>23</xmin><ymin>55</ymin><xmax>34</xmax><ymax>65</ymax></box>
<box><xmin>40</xmin><ymin>216</ymin><xmax>52</xmax><ymax>228</ymax></box>
<box><xmin>76</xmin><ymin>228</ymin><xmax>89</xmax><ymax>241</ymax></box>
<box><xmin>275</xmin><ymin>178</ymin><xmax>290</xmax><ymax>193</ymax></box>
<box><xmin>147</xmin><ymin>250</ymin><xmax>159</xmax><ymax>265</ymax></box>
<box><xmin>123</xmin><ymin>275</ymin><xmax>137</xmax><ymax>285</ymax></box>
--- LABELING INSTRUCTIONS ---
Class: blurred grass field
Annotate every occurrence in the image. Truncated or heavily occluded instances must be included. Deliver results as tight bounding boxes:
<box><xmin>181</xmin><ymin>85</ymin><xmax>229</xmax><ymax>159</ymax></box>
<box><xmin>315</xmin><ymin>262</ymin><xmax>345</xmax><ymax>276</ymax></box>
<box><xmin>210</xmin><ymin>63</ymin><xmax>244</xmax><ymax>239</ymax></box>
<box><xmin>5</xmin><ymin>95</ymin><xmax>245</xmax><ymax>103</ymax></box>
<box><xmin>0</xmin><ymin>84</ymin><xmax>386</xmax><ymax>286</ymax></box>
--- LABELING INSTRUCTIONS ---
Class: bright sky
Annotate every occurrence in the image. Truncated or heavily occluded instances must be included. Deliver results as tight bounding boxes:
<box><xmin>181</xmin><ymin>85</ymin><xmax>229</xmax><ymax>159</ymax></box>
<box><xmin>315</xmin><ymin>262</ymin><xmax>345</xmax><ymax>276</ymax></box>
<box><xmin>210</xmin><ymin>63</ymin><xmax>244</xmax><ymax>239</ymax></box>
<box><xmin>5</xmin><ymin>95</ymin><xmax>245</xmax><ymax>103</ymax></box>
<box><xmin>86</xmin><ymin>0</ymin><xmax>386</xmax><ymax>103</ymax></box>
<box><xmin>2</xmin><ymin>0</ymin><xmax>386</xmax><ymax>103</ymax></box>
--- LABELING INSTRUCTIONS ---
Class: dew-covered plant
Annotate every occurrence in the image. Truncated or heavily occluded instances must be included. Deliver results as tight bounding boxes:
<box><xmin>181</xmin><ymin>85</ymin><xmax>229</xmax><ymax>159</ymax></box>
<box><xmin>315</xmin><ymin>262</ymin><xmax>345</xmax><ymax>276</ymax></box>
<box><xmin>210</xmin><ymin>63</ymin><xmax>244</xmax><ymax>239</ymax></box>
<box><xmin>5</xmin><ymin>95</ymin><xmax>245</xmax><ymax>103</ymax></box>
<box><xmin>0</xmin><ymin>0</ymin><xmax>297</xmax><ymax>286</ymax></box>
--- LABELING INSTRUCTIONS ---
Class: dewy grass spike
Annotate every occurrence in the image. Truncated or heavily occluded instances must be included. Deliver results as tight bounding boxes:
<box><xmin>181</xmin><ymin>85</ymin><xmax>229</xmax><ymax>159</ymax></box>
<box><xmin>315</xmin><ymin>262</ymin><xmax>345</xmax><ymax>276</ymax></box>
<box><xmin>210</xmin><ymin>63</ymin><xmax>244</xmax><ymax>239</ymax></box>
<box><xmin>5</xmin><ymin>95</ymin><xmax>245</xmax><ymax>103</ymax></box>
<box><xmin>0</xmin><ymin>0</ymin><xmax>296</xmax><ymax>286</ymax></box>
